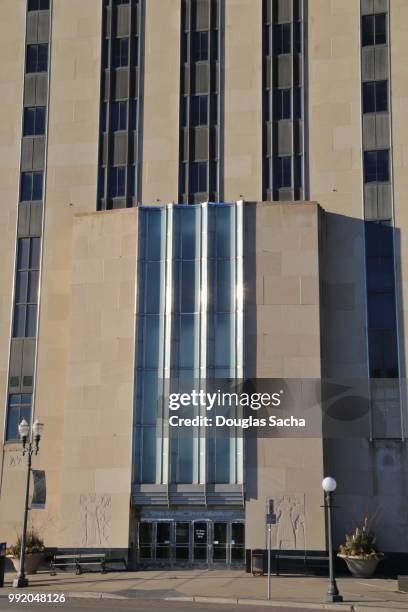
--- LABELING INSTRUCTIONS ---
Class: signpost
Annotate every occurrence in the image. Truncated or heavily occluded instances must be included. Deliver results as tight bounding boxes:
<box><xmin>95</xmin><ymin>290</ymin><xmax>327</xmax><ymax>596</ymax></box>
<box><xmin>266</xmin><ymin>512</ymin><xmax>277</xmax><ymax>600</ymax></box>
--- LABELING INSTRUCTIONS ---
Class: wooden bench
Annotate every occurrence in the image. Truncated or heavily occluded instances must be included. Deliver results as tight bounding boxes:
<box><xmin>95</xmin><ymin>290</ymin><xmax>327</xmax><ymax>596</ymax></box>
<box><xmin>50</xmin><ymin>552</ymin><xmax>106</xmax><ymax>575</ymax></box>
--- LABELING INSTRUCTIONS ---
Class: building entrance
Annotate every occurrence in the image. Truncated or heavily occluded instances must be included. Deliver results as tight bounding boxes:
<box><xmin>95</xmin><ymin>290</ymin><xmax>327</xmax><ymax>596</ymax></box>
<box><xmin>137</xmin><ymin>519</ymin><xmax>245</xmax><ymax>568</ymax></box>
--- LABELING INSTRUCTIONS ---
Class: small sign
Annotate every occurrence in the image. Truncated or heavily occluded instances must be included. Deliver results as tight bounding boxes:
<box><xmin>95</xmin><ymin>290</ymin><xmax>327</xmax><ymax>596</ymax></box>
<box><xmin>0</xmin><ymin>543</ymin><xmax>6</xmax><ymax>556</ymax></box>
<box><xmin>266</xmin><ymin>513</ymin><xmax>277</xmax><ymax>525</ymax></box>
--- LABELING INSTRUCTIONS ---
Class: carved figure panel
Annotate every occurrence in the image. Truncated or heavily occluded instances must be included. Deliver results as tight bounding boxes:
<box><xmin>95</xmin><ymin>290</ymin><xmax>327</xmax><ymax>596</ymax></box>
<box><xmin>80</xmin><ymin>494</ymin><xmax>111</xmax><ymax>547</ymax></box>
<box><xmin>271</xmin><ymin>495</ymin><xmax>305</xmax><ymax>550</ymax></box>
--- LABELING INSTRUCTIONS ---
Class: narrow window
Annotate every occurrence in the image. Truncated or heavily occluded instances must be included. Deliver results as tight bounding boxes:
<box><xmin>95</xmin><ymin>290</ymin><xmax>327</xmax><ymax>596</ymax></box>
<box><xmin>112</xmin><ymin>100</ymin><xmax>128</xmax><ymax>131</ymax></box>
<box><xmin>363</xmin><ymin>81</ymin><xmax>388</xmax><ymax>113</ymax></box>
<box><xmin>20</xmin><ymin>171</ymin><xmax>43</xmax><ymax>201</ymax></box>
<box><xmin>364</xmin><ymin>150</ymin><xmax>389</xmax><ymax>183</ymax></box>
<box><xmin>193</xmin><ymin>31</ymin><xmax>209</xmax><ymax>62</ymax></box>
<box><xmin>23</xmin><ymin>107</ymin><xmax>46</xmax><ymax>136</ymax></box>
<box><xmin>274</xmin><ymin>23</ymin><xmax>291</xmax><ymax>55</ymax></box>
<box><xmin>5</xmin><ymin>395</ymin><xmax>32</xmax><ymax>441</ymax></box>
<box><xmin>26</xmin><ymin>44</ymin><xmax>48</xmax><ymax>73</ymax></box>
<box><xmin>362</xmin><ymin>14</ymin><xmax>387</xmax><ymax>47</ymax></box>
<box><xmin>109</xmin><ymin>166</ymin><xmax>126</xmax><ymax>197</ymax></box>
<box><xmin>113</xmin><ymin>38</ymin><xmax>129</xmax><ymax>68</ymax></box>
<box><xmin>274</xmin><ymin>89</ymin><xmax>291</xmax><ymax>120</ymax></box>
<box><xmin>191</xmin><ymin>95</ymin><xmax>208</xmax><ymax>126</ymax></box>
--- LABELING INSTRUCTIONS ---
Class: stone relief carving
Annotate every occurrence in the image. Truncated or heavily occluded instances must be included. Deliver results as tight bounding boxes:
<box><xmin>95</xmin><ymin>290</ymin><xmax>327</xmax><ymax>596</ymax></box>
<box><xmin>8</xmin><ymin>453</ymin><xmax>23</xmax><ymax>468</ymax></box>
<box><xmin>271</xmin><ymin>495</ymin><xmax>305</xmax><ymax>550</ymax></box>
<box><xmin>80</xmin><ymin>494</ymin><xmax>111</xmax><ymax>547</ymax></box>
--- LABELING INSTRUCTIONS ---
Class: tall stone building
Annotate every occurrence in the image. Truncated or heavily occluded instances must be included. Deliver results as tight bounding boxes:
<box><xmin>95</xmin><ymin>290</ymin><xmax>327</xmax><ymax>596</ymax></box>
<box><xmin>0</xmin><ymin>0</ymin><xmax>407</xmax><ymax>571</ymax></box>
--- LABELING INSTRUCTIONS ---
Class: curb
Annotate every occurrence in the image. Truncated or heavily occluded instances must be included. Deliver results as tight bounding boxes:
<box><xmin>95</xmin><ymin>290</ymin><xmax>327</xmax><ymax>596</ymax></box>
<box><xmin>67</xmin><ymin>591</ymin><xmax>129</xmax><ymax>600</ymax></box>
<box><xmin>164</xmin><ymin>595</ymin><xmax>408</xmax><ymax>611</ymax></box>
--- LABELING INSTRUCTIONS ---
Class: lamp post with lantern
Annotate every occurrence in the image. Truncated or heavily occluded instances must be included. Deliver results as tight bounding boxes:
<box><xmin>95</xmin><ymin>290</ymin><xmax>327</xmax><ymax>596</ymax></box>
<box><xmin>322</xmin><ymin>476</ymin><xmax>343</xmax><ymax>603</ymax></box>
<box><xmin>13</xmin><ymin>418</ymin><xmax>44</xmax><ymax>589</ymax></box>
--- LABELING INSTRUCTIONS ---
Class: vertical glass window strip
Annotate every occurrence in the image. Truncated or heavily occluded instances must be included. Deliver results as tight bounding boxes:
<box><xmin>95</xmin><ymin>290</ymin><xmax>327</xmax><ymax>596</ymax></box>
<box><xmin>207</xmin><ymin>204</ymin><xmax>240</xmax><ymax>484</ymax></box>
<box><xmin>5</xmin><ymin>394</ymin><xmax>32</xmax><ymax>441</ymax></box>
<box><xmin>6</xmin><ymin>0</ymin><xmax>51</xmax><ymax>445</ymax></box>
<box><xmin>179</xmin><ymin>0</ymin><xmax>221</xmax><ymax>203</ymax></box>
<box><xmin>360</xmin><ymin>2</ymin><xmax>401</xmax><ymax>438</ymax></box>
<box><xmin>97</xmin><ymin>0</ymin><xmax>142</xmax><ymax>210</ymax></box>
<box><xmin>263</xmin><ymin>0</ymin><xmax>305</xmax><ymax>200</ymax></box>
<box><xmin>135</xmin><ymin>208</ymin><xmax>167</xmax><ymax>483</ymax></box>
<box><xmin>13</xmin><ymin>238</ymin><xmax>40</xmax><ymax>338</ymax></box>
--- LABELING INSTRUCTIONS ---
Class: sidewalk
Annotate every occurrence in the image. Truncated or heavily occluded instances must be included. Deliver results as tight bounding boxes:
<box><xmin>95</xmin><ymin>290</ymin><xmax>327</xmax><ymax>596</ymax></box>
<box><xmin>2</xmin><ymin>569</ymin><xmax>408</xmax><ymax>611</ymax></box>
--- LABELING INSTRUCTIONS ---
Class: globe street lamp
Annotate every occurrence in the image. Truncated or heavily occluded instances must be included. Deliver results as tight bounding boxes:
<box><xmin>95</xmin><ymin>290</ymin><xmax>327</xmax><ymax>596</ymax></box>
<box><xmin>322</xmin><ymin>477</ymin><xmax>343</xmax><ymax>603</ymax></box>
<box><xmin>13</xmin><ymin>418</ymin><xmax>44</xmax><ymax>589</ymax></box>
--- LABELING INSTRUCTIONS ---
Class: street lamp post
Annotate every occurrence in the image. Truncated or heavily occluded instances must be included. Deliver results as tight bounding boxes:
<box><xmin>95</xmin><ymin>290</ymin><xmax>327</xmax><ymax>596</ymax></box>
<box><xmin>13</xmin><ymin>418</ymin><xmax>44</xmax><ymax>589</ymax></box>
<box><xmin>322</xmin><ymin>477</ymin><xmax>343</xmax><ymax>603</ymax></box>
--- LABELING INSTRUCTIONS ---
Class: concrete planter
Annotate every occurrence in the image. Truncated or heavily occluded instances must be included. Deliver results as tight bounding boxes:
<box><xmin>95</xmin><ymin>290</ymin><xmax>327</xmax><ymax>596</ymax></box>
<box><xmin>7</xmin><ymin>553</ymin><xmax>46</xmax><ymax>575</ymax></box>
<box><xmin>338</xmin><ymin>554</ymin><xmax>381</xmax><ymax>578</ymax></box>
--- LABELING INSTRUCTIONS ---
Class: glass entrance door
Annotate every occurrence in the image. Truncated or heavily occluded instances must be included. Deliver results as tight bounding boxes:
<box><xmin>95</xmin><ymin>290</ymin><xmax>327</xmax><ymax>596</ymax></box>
<box><xmin>231</xmin><ymin>522</ymin><xmax>245</xmax><ymax>566</ymax></box>
<box><xmin>137</xmin><ymin>519</ymin><xmax>245</xmax><ymax>568</ymax></box>
<box><xmin>193</xmin><ymin>521</ymin><xmax>208</xmax><ymax>564</ymax></box>
<box><xmin>212</xmin><ymin>522</ymin><xmax>227</xmax><ymax>564</ymax></box>
<box><xmin>175</xmin><ymin>522</ymin><xmax>190</xmax><ymax>563</ymax></box>
<box><xmin>156</xmin><ymin>521</ymin><xmax>172</xmax><ymax>561</ymax></box>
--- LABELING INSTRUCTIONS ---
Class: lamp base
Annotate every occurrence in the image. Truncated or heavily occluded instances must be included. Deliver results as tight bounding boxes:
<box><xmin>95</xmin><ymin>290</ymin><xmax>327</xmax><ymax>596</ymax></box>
<box><xmin>13</xmin><ymin>576</ymin><xmax>29</xmax><ymax>588</ymax></box>
<box><xmin>324</xmin><ymin>594</ymin><xmax>343</xmax><ymax>603</ymax></box>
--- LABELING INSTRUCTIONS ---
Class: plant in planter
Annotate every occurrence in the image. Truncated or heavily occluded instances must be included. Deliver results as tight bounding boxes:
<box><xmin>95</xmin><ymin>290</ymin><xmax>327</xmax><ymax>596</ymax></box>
<box><xmin>338</xmin><ymin>518</ymin><xmax>384</xmax><ymax>578</ymax></box>
<box><xmin>6</xmin><ymin>529</ymin><xmax>46</xmax><ymax>575</ymax></box>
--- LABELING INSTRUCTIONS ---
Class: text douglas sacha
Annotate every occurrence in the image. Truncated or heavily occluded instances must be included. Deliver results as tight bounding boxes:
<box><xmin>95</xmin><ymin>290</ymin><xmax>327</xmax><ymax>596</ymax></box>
<box><xmin>169</xmin><ymin>415</ymin><xmax>306</xmax><ymax>428</ymax></box>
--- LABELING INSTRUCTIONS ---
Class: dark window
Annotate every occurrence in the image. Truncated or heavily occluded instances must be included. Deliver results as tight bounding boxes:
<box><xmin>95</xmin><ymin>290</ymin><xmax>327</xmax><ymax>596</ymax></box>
<box><xmin>264</xmin><ymin>158</ymin><xmax>271</xmax><ymax>191</ymax></box>
<box><xmin>362</xmin><ymin>14</ymin><xmax>387</xmax><ymax>47</ymax></box>
<box><xmin>181</xmin><ymin>32</ymin><xmax>188</xmax><ymax>63</ymax></box>
<box><xmin>28</xmin><ymin>0</ymin><xmax>50</xmax><ymax>10</ymax></box>
<box><xmin>113</xmin><ymin>38</ymin><xmax>129</xmax><ymax>67</ymax></box>
<box><xmin>129</xmin><ymin>165</ymin><xmax>136</xmax><ymax>197</ymax></box>
<box><xmin>293</xmin><ymin>22</ymin><xmax>301</xmax><ymax>54</ymax></box>
<box><xmin>13</xmin><ymin>238</ymin><xmax>40</xmax><ymax>338</ymax></box>
<box><xmin>294</xmin><ymin>87</ymin><xmax>302</xmax><ymax>119</ymax></box>
<box><xmin>264</xmin><ymin>25</ymin><xmax>271</xmax><ymax>57</ymax></box>
<box><xmin>5</xmin><ymin>394</ymin><xmax>32</xmax><ymax>441</ymax></box>
<box><xmin>190</xmin><ymin>161</ymin><xmax>207</xmax><ymax>193</ymax></box>
<box><xmin>212</xmin><ymin>30</ymin><xmax>219</xmax><ymax>60</ymax></box>
<box><xmin>116</xmin><ymin>0</ymin><xmax>130</xmax><ymax>4</ymax></box>
<box><xmin>274</xmin><ymin>89</ymin><xmax>291</xmax><ymax>120</ymax></box>
<box><xmin>181</xmin><ymin>97</ymin><xmax>187</xmax><ymax>127</ymax></box>
<box><xmin>109</xmin><ymin>166</ymin><xmax>126</xmax><ymax>197</ymax></box>
<box><xmin>180</xmin><ymin>162</ymin><xmax>187</xmax><ymax>194</ymax></box>
<box><xmin>102</xmin><ymin>39</ymin><xmax>109</xmax><ymax>69</ymax></box>
<box><xmin>264</xmin><ymin>91</ymin><xmax>270</xmax><ymax>122</ymax></box>
<box><xmin>193</xmin><ymin>31</ymin><xmax>208</xmax><ymax>62</ymax></box>
<box><xmin>363</xmin><ymin>80</ymin><xmax>388</xmax><ymax>113</ymax></box>
<box><xmin>294</xmin><ymin>155</ymin><xmax>302</xmax><ymax>189</ymax></box>
<box><xmin>191</xmin><ymin>95</ymin><xmax>208</xmax><ymax>125</ymax></box>
<box><xmin>20</xmin><ymin>171</ymin><xmax>43</xmax><ymax>201</ymax></box>
<box><xmin>368</xmin><ymin>293</ymin><xmax>397</xmax><ymax>330</ymax></box>
<box><xmin>100</xmin><ymin>102</ymin><xmax>107</xmax><ymax>132</ymax></box>
<box><xmin>98</xmin><ymin>167</ymin><xmax>105</xmax><ymax>199</ymax></box>
<box><xmin>364</xmin><ymin>150</ymin><xmax>389</xmax><ymax>183</ymax></box>
<box><xmin>211</xmin><ymin>94</ymin><xmax>218</xmax><ymax>124</ymax></box>
<box><xmin>130</xmin><ymin>99</ymin><xmax>138</xmax><ymax>130</ymax></box>
<box><xmin>274</xmin><ymin>23</ymin><xmax>291</xmax><ymax>55</ymax></box>
<box><xmin>274</xmin><ymin>156</ymin><xmax>291</xmax><ymax>189</ymax></box>
<box><xmin>112</xmin><ymin>100</ymin><xmax>128</xmax><ymax>130</ymax></box>
<box><xmin>23</xmin><ymin>107</ymin><xmax>46</xmax><ymax>136</ymax></box>
<box><xmin>26</xmin><ymin>44</ymin><xmax>48</xmax><ymax>73</ymax></box>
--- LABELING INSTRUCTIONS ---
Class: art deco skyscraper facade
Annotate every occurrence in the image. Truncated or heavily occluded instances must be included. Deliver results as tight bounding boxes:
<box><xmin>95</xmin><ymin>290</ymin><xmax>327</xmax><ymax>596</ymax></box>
<box><xmin>0</xmin><ymin>0</ymin><xmax>407</xmax><ymax>569</ymax></box>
